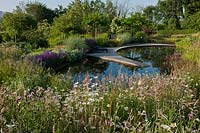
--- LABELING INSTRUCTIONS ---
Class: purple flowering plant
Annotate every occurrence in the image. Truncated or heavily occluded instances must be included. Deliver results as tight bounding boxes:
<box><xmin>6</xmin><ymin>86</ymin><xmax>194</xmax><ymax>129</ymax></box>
<box><xmin>29</xmin><ymin>50</ymin><xmax>69</xmax><ymax>69</ymax></box>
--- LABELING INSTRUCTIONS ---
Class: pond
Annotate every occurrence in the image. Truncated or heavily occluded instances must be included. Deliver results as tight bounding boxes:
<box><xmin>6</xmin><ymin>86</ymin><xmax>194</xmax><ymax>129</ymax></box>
<box><xmin>61</xmin><ymin>47</ymin><xmax>175</xmax><ymax>82</ymax></box>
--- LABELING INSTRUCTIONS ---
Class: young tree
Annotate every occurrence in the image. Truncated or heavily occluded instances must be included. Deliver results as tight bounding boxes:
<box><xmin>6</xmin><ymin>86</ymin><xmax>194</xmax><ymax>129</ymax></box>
<box><xmin>1</xmin><ymin>12</ymin><xmax>36</xmax><ymax>42</ymax></box>
<box><xmin>83</xmin><ymin>12</ymin><xmax>108</xmax><ymax>37</ymax></box>
<box><xmin>122</xmin><ymin>12</ymin><xmax>147</xmax><ymax>36</ymax></box>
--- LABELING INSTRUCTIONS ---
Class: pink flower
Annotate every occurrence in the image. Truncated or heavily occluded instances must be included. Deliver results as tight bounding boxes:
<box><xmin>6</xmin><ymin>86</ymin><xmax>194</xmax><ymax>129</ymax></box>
<box><xmin>188</xmin><ymin>112</ymin><xmax>194</xmax><ymax>119</ymax></box>
<box><xmin>106</xmin><ymin>120</ymin><xmax>113</xmax><ymax>127</ymax></box>
<box><xmin>16</xmin><ymin>96</ymin><xmax>22</xmax><ymax>101</ymax></box>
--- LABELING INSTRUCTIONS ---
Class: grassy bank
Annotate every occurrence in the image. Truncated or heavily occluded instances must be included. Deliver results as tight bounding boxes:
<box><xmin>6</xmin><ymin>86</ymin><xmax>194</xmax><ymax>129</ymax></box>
<box><xmin>0</xmin><ymin>34</ymin><xmax>199</xmax><ymax>132</ymax></box>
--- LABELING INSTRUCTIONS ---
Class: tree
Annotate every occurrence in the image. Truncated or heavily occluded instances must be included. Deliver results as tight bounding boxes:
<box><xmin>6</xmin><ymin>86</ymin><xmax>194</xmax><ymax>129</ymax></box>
<box><xmin>105</xmin><ymin>0</ymin><xmax>117</xmax><ymax>20</ymax></box>
<box><xmin>122</xmin><ymin>12</ymin><xmax>147</xmax><ymax>36</ymax></box>
<box><xmin>156</xmin><ymin>0</ymin><xmax>184</xmax><ymax>29</ymax></box>
<box><xmin>83</xmin><ymin>12</ymin><xmax>108</xmax><ymax>37</ymax></box>
<box><xmin>143</xmin><ymin>6</ymin><xmax>156</xmax><ymax>22</ymax></box>
<box><xmin>110</xmin><ymin>17</ymin><xmax>122</xmax><ymax>34</ymax></box>
<box><xmin>24</xmin><ymin>20</ymin><xmax>50</xmax><ymax>49</ymax></box>
<box><xmin>49</xmin><ymin>0</ymin><xmax>86</xmax><ymax>43</ymax></box>
<box><xmin>182</xmin><ymin>11</ymin><xmax>200</xmax><ymax>30</ymax></box>
<box><xmin>25</xmin><ymin>2</ymin><xmax>56</xmax><ymax>23</ymax></box>
<box><xmin>183</xmin><ymin>0</ymin><xmax>200</xmax><ymax>16</ymax></box>
<box><xmin>54</xmin><ymin>5</ymin><xmax>67</xmax><ymax>16</ymax></box>
<box><xmin>1</xmin><ymin>12</ymin><xmax>37</xmax><ymax>42</ymax></box>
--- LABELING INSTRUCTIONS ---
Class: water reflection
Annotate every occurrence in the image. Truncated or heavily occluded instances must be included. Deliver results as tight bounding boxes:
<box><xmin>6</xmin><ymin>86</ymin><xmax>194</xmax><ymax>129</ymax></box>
<box><xmin>118</xmin><ymin>47</ymin><xmax>175</xmax><ymax>74</ymax></box>
<box><xmin>61</xmin><ymin>47</ymin><xmax>175</xmax><ymax>82</ymax></box>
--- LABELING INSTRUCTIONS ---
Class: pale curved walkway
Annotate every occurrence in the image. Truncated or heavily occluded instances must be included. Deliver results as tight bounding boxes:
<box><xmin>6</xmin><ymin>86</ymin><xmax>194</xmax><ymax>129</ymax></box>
<box><xmin>86</xmin><ymin>43</ymin><xmax>176</xmax><ymax>67</ymax></box>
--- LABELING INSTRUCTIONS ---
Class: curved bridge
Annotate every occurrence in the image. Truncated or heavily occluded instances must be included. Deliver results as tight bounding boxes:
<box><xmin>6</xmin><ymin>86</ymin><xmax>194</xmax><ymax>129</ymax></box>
<box><xmin>86</xmin><ymin>43</ymin><xmax>176</xmax><ymax>67</ymax></box>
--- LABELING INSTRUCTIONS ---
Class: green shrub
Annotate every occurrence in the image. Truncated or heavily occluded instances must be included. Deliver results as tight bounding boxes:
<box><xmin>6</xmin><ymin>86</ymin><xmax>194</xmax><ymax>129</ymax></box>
<box><xmin>95</xmin><ymin>33</ymin><xmax>109</xmax><ymax>47</ymax></box>
<box><xmin>116</xmin><ymin>32</ymin><xmax>132</xmax><ymax>45</ymax></box>
<box><xmin>34</xmin><ymin>38</ymin><xmax>49</xmax><ymax>49</ymax></box>
<box><xmin>24</xmin><ymin>30</ymin><xmax>50</xmax><ymax>49</ymax></box>
<box><xmin>62</xmin><ymin>36</ymin><xmax>88</xmax><ymax>51</ymax></box>
<box><xmin>182</xmin><ymin>11</ymin><xmax>200</xmax><ymax>31</ymax></box>
<box><xmin>176</xmin><ymin>38</ymin><xmax>192</xmax><ymax>52</ymax></box>
<box><xmin>80</xmin><ymin>34</ymin><xmax>93</xmax><ymax>39</ymax></box>
<box><xmin>96</xmin><ymin>37</ymin><xmax>108</xmax><ymax>47</ymax></box>
<box><xmin>157</xmin><ymin>29</ymin><xmax>196</xmax><ymax>35</ymax></box>
<box><xmin>133</xmin><ymin>31</ymin><xmax>148</xmax><ymax>43</ymax></box>
<box><xmin>107</xmin><ymin>39</ymin><xmax>120</xmax><ymax>47</ymax></box>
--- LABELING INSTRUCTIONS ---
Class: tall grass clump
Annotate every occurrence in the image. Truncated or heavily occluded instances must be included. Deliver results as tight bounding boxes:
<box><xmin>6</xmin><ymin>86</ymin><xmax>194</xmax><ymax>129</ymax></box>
<box><xmin>175</xmin><ymin>33</ymin><xmax>200</xmax><ymax>99</ymax></box>
<box><xmin>95</xmin><ymin>33</ymin><xmax>109</xmax><ymax>47</ymax></box>
<box><xmin>116</xmin><ymin>32</ymin><xmax>132</xmax><ymax>45</ymax></box>
<box><xmin>62</xmin><ymin>36</ymin><xmax>88</xmax><ymax>51</ymax></box>
<box><xmin>176</xmin><ymin>34</ymin><xmax>200</xmax><ymax>64</ymax></box>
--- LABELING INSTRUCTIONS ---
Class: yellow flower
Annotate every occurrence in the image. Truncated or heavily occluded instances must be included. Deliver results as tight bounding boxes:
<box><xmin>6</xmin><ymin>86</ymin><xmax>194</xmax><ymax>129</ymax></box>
<box><xmin>170</xmin><ymin>123</ymin><xmax>177</xmax><ymax>128</ymax></box>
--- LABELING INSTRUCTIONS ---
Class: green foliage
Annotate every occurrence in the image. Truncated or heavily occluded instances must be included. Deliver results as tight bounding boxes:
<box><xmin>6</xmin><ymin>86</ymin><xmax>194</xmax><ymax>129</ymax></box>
<box><xmin>24</xmin><ymin>30</ymin><xmax>49</xmax><ymax>49</ymax></box>
<box><xmin>150</xmin><ymin>34</ymin><xmax>180</xmax><ymax>44</ymax></box>
<box><xmin>1</xmin><ymin>68</ymin><xmax>199</xmax><ymax>132</ymax></box>
<box><xmin>49</xmin><ymin>0</ymin><xmax>85</xmax><ymax>44</ymax></box>
<box><xmin>176</xmin><ymin>38</ymin><xmax>192</xmax><ymax>52</ymax></box>
<box><xmin>49</xmin><ymin>0</ymin><xmax>116</xmax><ymax>41</ymax></box>
<box><xmin>23</xmin><ymin>20</ymin><xmax>50</xmax><ymax>49</ymax></box>
<box><xmin>122</xmin><ymin>12</ymin><xmax>147</xmax><ymax>34</ymax></box>
<box><xmin>25</xmin><ymin>2</ymin><xmax>57</xmax><ymax>23</ymax></box>
<box><xmin>156</xmin><ymin>0</ymin><xmax>183</xmax><ymax>29</ymax></box>
<box><xmin>133</xmin><ymin>31</ymin><xmax>148</xmax><ymax>43</ymax></box>
<box><xmin>33</xmin><ymin>38</ymin><xmax>49</xmax><ymax>48</ymax></box>
<box><xmin>145</xmin><ymin>0</ymin><xmax>200</xmax><ymax>30</ymax></box>
<box><xmin>0</xmin><ymin>45</ymin><xmax>72</xmax><ymax>90</ymax></box>
<box><xmin>176</xmin><ymin>34</ymin><xmax>200</xmax><ymax>64</ymax></box>
<box><xmin>167</xmin><ymin>17</ymin><xmax>181</xmax><ymax>30</ymax></box>
<box><xmin>143</xmin><ymin>5</ymin><xmax>156</xmax><ymax>22</ymax></box>
<box><xmin>1</xmin><ymin>0</ymin><xmax>200</xmax><ymax>131</ymax></box>
<box><xmin>182</xmin><ymin>11</ymin><xmax>200</xmax><ymax>31</ymax></box>
<box><xmin>95</xmin><ymin>33</ymin><xmax>109</xmax><ymax>47</ymax></box>
<box><xmin>1</xmin><ymin>12</ymin><xmax>37</xmax><ymax>42</ymax></box>
<box><xmin>157</xmin><ymin>29</ymin><xmax>196</xmax><ymax>35</ymax></box>
<box><xmin>0</xmin><ymin>34</ymin><xmax>200</xmax><ymax>132</ymax></box>
<box><xmin>48</xmin><ymin>15</ymin><xmax>69</xmax><ymax>45</ymax></box>
<box><xmin>50</xmin><ymin>0</ymin><xmax>85</xmax><ymax>41</ymax></box>
<box><xmin>83</xmin><ymin>12</ymin><xmax>108</xmax><ymax>37</ymax></box>
<box><xmin>110</xmin><ymin>17</ymin><xmax>122</xmax><ymax>34</ymax></box>
<box><xmin>62</xmin><ymin>36</ymin><xmax>88</xmax><ymax>51</ymax></box>
<box><xmin>184</xmin><ymin>0</ymin><xmax>200</xmax><ymax>15</ymax></box>
<box><xmin>176</xmin><ymin>34</ymin><xmax>200</xmax><ymax>98</ymax></box>
<box><xmin>116</xmin><ymin>32</ymin><xmax>132</xmax><ymax>45</ymax></box>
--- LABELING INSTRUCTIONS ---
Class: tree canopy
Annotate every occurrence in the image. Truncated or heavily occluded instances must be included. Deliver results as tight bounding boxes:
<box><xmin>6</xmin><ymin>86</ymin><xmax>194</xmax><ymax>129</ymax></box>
<box><xmin>0</xmin><ymin>0</ymin><xmax>199</xmax><ymax>45</ymax></box>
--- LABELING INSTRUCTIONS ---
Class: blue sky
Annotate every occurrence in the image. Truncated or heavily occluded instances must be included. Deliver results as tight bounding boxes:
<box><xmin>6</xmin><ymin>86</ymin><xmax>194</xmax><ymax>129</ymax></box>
<box><xmin>0</xmin><ymin>0</ymin><xmax>158</xmax><ymax>12</ymax></box>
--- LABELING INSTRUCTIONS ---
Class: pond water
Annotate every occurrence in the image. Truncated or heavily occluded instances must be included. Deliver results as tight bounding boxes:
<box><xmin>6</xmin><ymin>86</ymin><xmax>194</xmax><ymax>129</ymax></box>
<box><xmin>61</xmin><ymin>47</ymin><xmax>175</xmax><ymax>82</ymax></box>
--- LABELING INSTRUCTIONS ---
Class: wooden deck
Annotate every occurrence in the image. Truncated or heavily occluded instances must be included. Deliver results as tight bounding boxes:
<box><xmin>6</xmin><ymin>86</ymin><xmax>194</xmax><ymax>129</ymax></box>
<box><xmin>86</xmin><ymin>43</ymin><xmax>176</xmax><ymax>67</ymax></box>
